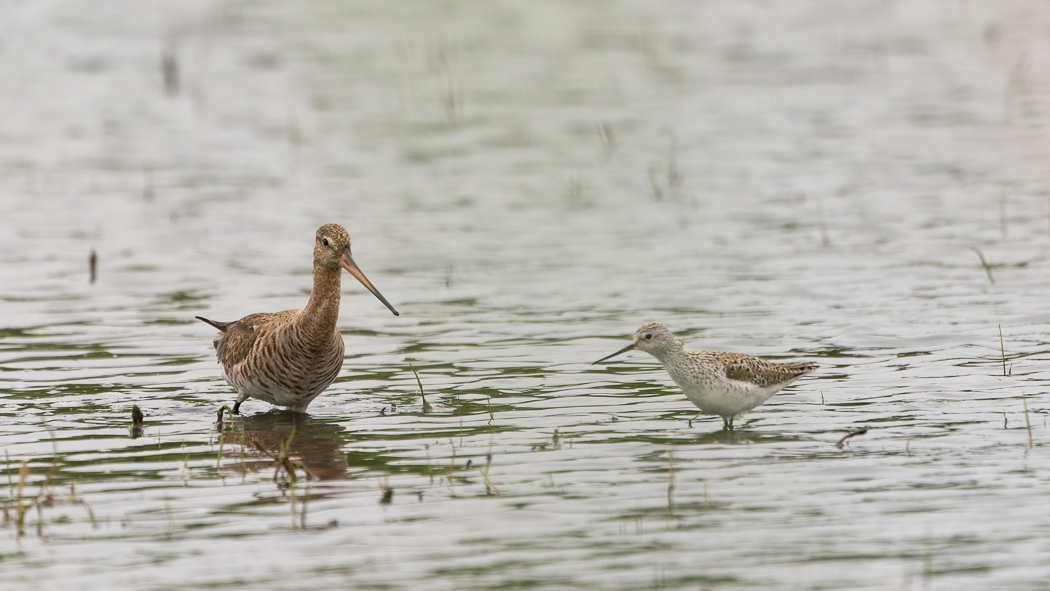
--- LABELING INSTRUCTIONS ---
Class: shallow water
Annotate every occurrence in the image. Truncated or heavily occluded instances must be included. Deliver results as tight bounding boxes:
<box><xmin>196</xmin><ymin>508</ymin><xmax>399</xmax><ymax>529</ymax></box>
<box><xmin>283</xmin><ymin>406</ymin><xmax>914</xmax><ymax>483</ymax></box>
<box><xmin>4</xmin><ymin>0</ymin><xmax>1050</xmax><ymax>588</ymax></box>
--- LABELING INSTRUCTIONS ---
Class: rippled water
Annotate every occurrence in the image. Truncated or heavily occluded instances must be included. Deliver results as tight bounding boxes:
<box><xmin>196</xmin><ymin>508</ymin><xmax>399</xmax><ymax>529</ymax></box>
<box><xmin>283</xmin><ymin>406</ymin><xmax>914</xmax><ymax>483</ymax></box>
<box><xmin>4</xmin><ymin>0</ymin><xmax>1050</xmax><ymax>588</ymax></box>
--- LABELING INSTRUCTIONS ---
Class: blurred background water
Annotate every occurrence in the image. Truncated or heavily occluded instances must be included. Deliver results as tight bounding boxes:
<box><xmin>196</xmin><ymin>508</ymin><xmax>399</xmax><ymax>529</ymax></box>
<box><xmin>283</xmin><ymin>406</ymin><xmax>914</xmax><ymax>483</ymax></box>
<box><xmin>3</xmin><ymin>0</ymin><xmax>1050</xmax><ymax>589</ymax></box>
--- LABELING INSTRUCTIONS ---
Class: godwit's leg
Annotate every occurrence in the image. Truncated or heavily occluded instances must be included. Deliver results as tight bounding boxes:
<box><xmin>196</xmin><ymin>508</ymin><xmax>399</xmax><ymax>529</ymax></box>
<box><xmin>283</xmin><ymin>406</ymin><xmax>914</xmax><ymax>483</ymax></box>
<box><xmin>687</xmin><ymin>411</ymin><xmax>703</xmax><ymax>428</ymax></box>
<box><xmin>232</xmin><ymin>391</ymin><xmax>248</xmax><ymax>415</ymax></box>
<box><xmin>722</xmin><ymin>416</ymin><xmax>734</xmax><ymax>431</ymax></box>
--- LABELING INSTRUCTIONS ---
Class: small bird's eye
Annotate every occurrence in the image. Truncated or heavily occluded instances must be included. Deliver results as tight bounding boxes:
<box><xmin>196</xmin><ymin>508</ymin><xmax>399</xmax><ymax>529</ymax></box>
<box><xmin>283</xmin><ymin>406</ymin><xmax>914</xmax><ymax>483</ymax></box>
<box><xmin>322</xmin><ymin>238</ymin><xmax>330</xmax><ymax>247</ymax></box>
<box><xmin>645</xmin><ymin>334</ymin><xmax>653</xmax><ymax>340</ymax></box>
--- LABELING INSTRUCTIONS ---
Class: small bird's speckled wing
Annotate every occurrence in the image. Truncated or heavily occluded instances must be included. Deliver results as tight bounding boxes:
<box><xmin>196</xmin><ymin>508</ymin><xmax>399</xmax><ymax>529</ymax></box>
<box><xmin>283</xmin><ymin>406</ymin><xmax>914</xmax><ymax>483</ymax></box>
<box><xmin>708</xmin><ymin>352</ymin><xmax>818</xmax><ymax>387</ymax></box>
<box><xmin>213</xmin><ymin>311</ymin><xmax>298</xmax><ymax>370</ymax></box>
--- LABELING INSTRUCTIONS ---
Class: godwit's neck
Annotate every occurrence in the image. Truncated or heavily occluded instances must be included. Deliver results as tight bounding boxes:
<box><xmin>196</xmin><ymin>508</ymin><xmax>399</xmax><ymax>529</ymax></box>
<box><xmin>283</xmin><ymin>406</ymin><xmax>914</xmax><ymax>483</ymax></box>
<box><xmin>302</xmin><ymin>265</ymin><xmax>342</xmax><ymax>339</ymax></box>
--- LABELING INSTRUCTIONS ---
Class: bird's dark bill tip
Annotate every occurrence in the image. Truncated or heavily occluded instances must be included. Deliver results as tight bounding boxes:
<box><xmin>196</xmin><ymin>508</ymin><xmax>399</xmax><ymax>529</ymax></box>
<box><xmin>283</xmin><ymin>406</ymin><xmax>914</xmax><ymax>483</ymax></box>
<box><xmin>593</xmin><ymin>343</ymin><xmax>635</xmax><ymax>365</ymax></box>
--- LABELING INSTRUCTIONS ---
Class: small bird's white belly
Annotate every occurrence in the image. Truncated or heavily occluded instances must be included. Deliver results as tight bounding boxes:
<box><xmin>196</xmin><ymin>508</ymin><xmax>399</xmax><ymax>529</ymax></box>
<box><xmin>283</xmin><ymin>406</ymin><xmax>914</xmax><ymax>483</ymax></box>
<box><xmin>664</xmin><ymin>364</ymin><xmax>798</xmax><ymax>418</ymax></box>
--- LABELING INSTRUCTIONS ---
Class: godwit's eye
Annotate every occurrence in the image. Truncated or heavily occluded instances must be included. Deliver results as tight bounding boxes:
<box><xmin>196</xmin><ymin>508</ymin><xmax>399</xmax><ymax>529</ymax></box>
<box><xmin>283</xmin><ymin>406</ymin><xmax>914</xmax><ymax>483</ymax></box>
<box><xmin>322</xmin><ymin>238</ymin><xmax>330</xmax><ymax>247</ymax></box>
<box><xmin>645</xmin><ymin>334</ymin><xmax>653</xmax><ymax>340</ymax></box>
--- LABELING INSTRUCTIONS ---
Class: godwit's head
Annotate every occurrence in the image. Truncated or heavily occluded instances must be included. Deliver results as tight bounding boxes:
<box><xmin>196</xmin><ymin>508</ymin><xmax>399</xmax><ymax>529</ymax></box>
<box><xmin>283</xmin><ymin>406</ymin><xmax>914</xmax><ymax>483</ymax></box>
<box><xmin>314</xmin><ymin>223</ymin><xmax>399</xmax><ymax>316</ymax></box>
<box><xmin>593</xmin><ymin>322</ymin><xmax>681</xmax><ymax>364</ymax></box>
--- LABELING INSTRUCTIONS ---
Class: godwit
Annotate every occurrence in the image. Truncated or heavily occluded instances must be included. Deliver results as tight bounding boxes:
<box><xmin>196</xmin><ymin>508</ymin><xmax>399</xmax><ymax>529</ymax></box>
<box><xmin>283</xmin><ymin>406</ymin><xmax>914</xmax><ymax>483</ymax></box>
<box><xmin>197</xmin><ymin>224</ymin><xmax>399</xmax><ymax>414</ymax></box>
<box><xmin>594</xmin><ymin>322</ymin><xmax>817</xmax><ymax>430</ymax></box>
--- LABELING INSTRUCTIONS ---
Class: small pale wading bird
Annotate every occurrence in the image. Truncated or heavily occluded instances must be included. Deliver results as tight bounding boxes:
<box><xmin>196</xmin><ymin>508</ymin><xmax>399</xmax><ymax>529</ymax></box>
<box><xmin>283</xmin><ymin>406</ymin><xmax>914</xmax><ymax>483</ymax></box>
<box><xmin>196</xmin><ymin>224</ymin><xmax>399</xmax><ymax>414</ymax></box>
<box><xmin>593</xmin><ymin>322</ymin><xmax>817</xmax><ymax>431</ymax></box>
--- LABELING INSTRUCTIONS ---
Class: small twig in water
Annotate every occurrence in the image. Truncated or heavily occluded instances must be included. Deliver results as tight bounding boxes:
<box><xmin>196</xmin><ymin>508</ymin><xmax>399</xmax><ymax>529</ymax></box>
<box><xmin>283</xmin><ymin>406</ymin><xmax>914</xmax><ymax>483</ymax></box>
<box><xmin>480</xmin><ymin>445</ymin><xmax>499</xmax><ymax>496</ymax></box>
<box><xmin>647</xmin><ymin>164</ymin><xmax>663</xmax><ymax>201</ymax></box>
<box><xmin>970</xmin><ymin>246</ymin><xmax>995</xmax><ymax>285</ymax></box>
<box><xmin>89</xmin><ymin>250</ymin><xmax>97</xmax><ymax>284</ymax></box>
<box><xmin>130</xmin><ymin>405</ymin><xmax>144</xmax><ymax>438</ymax></box>
<box><xmin>566</xmin><ymin>170</ymin><xmax>583</xmax><ymax>206</ymax></box>
<box><xmin>408</xmin><ymin>361</ymin><xmax>431</xmax><ymax>413</ymax></box>
<box><xmin>448</xmin><ymin>438</ymin><xmax>457</xmax><ymax>484</ymax></box>
<box><xmin>667</xmin><ymin>448</ymin><xmax>676</xmax><ymax>515</ymax></box>
<box><xmin>14</xmin><ymin>460</ymin><xmax>29</xmax><ymax>536</ymax></box>
<box><xmin>379</xmin><ymin>478</ymin><xmax>393</xmax><ymax>505</ymax></box>
<box><xmin>1023</xmin><ymin>392</ymin><xmax>1033</xmax><ymax>448</ymax></box>
<box><xmin>999</xmin><ymin>325</ymin><xmax>1009</xmax><ymax>376</ymax></box>
<box><xmin>816</xmin><ymin>200</ymin><xmax>830</xmax><ymax>248</ymax></box>
<box><xmin>597</xmin><ymin>119</ymin><xmax>617</xmax><ymax>158</ymax></box>
<box><xmin>67</xmin><ymin>483</ymin><xmax>96</xmax><ymax>527</ymax></box>
<box><xmin>478</xmin><ymin>468</ymin><xmax>500</xmax><ymax>496</ymax></box>
<box><xmin>835</xmin><ymin>426</ymin><xmax>870</xmax><ymax>449</ymax></box>
<box><xmin>1004</xmin><ymin>52</ymin><xmax>1029</xmax><ymax>121</ymax></box>
<box><xmin>142</xmin><ymin>163</ymin><xmax>154</xmax><ymax>201</ymax></box>
<box><xmin>1000</xmin><ymin>190</ymin><xmax>1008</xmax><ymax>239</ymax></box>
<box><xmin>162</xmin><ymin>37</ymin><xmax>179</xmax><ymax>96</ymax></box>
<box><xmin>667</xmin><ymin>135</ymin><xmax>681</xmax><ymax>189</ymax></box>
<box><xmin>215</xmin><ymin>405</ymin><xmax>233</xmax><ymax>431</ymax></box>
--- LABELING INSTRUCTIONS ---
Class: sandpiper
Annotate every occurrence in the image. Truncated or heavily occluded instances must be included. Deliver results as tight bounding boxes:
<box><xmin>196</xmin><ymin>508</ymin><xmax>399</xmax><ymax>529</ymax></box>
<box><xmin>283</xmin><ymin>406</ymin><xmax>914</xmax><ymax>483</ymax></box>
<box><xmin>594</xmin><ymin>322</ymin><xmax>817</xmax><ymax>430</ymax></box>
<box><xmin>197</xmin><ymin>224</ymin><xmax>399</xmax><ymax>414</ymax></box>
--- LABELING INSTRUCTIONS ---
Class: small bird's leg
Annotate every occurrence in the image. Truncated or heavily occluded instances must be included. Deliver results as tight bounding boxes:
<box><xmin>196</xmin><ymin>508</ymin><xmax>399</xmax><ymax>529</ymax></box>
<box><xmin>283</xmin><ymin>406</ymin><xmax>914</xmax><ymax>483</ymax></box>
<box><xmin>232</xmin><ymin>392</ymin><xmax>248</xmax><ymax>415</ymax></box>
<box><xmin>688</xmin><ymin>411</ymin><xmax>703</xmax><ymax>428</ymax></box>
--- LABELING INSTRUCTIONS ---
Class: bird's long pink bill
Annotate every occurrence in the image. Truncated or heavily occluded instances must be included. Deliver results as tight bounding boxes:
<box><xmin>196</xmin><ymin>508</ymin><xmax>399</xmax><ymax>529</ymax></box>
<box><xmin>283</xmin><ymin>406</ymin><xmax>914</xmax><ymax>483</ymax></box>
<box><xmin>340</xmin><ymin>251</ymin><xmax>400</xmax><ymax>316</ymax></box>
<box><xmin>593</xmin><ymin>343</ymin><xmax>634</xmax><ymax>365</ymax></box>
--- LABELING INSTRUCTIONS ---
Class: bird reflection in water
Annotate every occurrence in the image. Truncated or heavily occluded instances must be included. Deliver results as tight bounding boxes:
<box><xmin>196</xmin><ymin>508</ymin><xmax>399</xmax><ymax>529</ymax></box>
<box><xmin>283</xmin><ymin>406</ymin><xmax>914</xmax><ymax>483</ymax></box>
<box><xmin>216</xmin><ymin>410</ymin><xmax>348</xmax><ymax>481</ymax></box>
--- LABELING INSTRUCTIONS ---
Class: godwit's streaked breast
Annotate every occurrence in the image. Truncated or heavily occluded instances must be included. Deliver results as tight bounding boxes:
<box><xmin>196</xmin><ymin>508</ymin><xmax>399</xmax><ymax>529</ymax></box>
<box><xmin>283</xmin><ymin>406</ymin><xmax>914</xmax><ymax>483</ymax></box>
<box><xmin>197</xmin><ymin>223</ymin><xmax>399</xmax><ymax>414</ymax></box>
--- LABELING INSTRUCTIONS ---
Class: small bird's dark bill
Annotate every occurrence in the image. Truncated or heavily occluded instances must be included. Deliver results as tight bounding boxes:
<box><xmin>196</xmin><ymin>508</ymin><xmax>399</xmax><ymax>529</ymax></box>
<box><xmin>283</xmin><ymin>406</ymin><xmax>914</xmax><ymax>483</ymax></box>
<box><xmin>340</xmin><ymin>251</ymin><xmax>400</xmax><ymax>316</ymax></box>
<box><xmin>593</xmin><ymin>343</ymin><xmax>634</xmax><ymax>364</ymax></box>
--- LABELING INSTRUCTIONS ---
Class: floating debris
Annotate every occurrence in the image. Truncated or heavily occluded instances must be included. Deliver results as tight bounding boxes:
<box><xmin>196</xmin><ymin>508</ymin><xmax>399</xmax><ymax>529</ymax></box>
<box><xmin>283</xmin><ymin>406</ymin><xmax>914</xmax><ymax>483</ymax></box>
<box><xmin>130</xmin><ymin>404</ymin><xmax>144</xmax><ymax>438</ymax></box>
<box><xmin>970</xmin><ymin>246</ymin><xmax>995</xmax><ymax>285</ymax></box>
<box><xmin>647</xmin><ymin>164</ymin><xmax>663</xmax><ymax>201</ymax></box>
<box><xmin>215</xmin><ymin>405</ymin><xmax>232</xmax><ymax>431</ymax></box>
<box><xmin>142</xmin><ymin>163</ymin><xmax>154</xmax><ymax>201</ymax></box>
<box><xmin>667</xmin><ymin>135</ymin><xmax>681</xmax><ymax>189</ymax></box>
<box><xmin>597</xmin><ymin>119</ymin><xmax>616</xmax><ymax>158</ymax></box>
<box><xmin>835</xmin><ymin>426</ymin><xmax>870</xmax><ymax>449</ymax></box>
<box><xmin>162</xmin><ymin>38</ymin><xmax>179</xmax><ymax>95</ymax></box>
<box><xmin>409</xmin><ymin>361</ymin><xmax>432</xmax><ymax>413</ymax></box>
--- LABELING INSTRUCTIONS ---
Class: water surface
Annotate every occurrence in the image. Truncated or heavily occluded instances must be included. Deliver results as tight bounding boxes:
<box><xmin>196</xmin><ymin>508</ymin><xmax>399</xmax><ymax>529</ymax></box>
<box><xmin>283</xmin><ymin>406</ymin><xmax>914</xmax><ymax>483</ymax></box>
<box><xmin>3</xmin><ymin>1</ymin><xmax>1050</xmax><ymax>589</ymax></box>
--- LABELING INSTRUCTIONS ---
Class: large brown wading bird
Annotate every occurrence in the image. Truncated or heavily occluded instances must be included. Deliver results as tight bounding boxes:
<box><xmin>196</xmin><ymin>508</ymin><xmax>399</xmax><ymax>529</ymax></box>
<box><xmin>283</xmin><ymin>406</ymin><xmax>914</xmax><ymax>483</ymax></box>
<box><xmin>197</xmin><ymin>224</ymin><xmax>399</xmax><ymax>414</ymax></box>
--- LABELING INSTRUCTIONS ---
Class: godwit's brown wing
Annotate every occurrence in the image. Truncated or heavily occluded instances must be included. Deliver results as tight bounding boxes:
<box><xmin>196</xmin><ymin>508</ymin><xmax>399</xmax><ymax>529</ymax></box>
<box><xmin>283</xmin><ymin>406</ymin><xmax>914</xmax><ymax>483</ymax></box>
<box><xmin>197</xmin><ymin>312</ymin><xmax>284</xmax><ymax>412</ymax></box>
<box><xmin>197</xmin><ymin>312</ymin><xmax>272</xmax><ymax>364</ymax></box>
